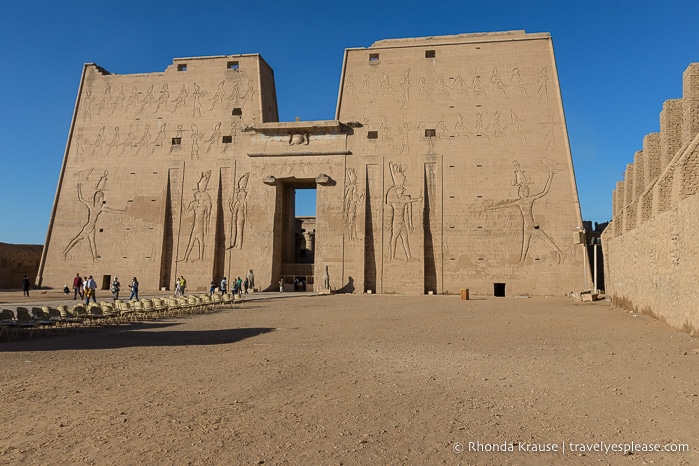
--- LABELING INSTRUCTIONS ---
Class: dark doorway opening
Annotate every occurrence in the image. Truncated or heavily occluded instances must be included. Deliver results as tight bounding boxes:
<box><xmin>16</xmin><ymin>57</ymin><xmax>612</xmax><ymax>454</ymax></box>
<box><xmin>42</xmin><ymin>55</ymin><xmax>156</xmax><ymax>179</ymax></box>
<box><xmin>271</xmin><ymin>180</ymin><xmax>317</xmax><ymax>291</ymax></box>
<box><xmin>494</xmin><ymin>283</ymin><xmax>506</xmax><ymax>297</ymax></box>
<box><xmin>102</xmin><ymin>275</ymin><xmax>111</xmax><ymax>291</ymax></box>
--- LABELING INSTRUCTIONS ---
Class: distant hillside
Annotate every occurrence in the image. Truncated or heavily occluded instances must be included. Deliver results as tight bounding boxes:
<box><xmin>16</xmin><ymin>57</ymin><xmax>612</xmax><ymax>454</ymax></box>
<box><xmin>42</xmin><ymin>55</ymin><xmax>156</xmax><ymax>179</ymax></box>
<box><xmin>0</xmin><ymin>242</ymin><xmax>43</xmax><ymax>289</ymax></box>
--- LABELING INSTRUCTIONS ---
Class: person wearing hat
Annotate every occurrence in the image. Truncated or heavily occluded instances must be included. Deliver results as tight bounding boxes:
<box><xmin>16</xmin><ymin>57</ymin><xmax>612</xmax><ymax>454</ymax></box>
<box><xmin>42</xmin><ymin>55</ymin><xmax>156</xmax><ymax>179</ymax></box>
<box><xmin>111</xmin><ymin>276</ymin><xmax>121</xmax><ymax>301</ymax></box>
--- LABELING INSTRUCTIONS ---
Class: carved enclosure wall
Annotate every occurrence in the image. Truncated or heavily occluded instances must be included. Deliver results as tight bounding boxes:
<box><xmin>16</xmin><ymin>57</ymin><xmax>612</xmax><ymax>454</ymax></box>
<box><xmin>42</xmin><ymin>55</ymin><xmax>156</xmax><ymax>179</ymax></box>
<box><xmin>38</xmin><ymin>31</ymin><xmax>587</xmax><ymax>295</ymax></box>
<box><xmin>603</xmin><ymin>63</ymin><xmax>699</xmax><ymax>334</ymax></box>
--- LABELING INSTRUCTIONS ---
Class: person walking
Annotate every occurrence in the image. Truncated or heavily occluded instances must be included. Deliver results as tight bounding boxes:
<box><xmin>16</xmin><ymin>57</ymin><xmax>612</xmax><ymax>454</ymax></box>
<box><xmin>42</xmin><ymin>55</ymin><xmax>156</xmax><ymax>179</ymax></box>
<box><xmin>209</xmin><ymin>278</ymin><xmax>217</xmax><ymax>296</ymax></box>
<box><xmin>22</xmin><ymin>275</ymin><xmax>30</xmax><ymax>297</ymax></box>
<box><xmin>220</xmin><ymin>277</ymin><xmax>227</xmax><ymax>294</ymax></box>
<box><xmin>72</xmin><ymin>273</ymin><xmax>83</xmax><ymax>300</ymax></box>
<box><xmin>82</xmin><ymin>276</ymin><xmax>89</xmax><ymax>301</ymax></box>
<box><xmin>129</xmin><ymin>277</ymin><xmax>139</xmax><ymax>300</ymax></box>
<box><xmin>179</xmin><ymin>276</ymin><xmax>187</xmax><ymax>297</ymax></box>
<box><xmin>243</xmin><ymin>277</ymin><xmax>249</xmax><ymax>294</ymax></box>
<box><xmin>110</xmin><ymin>276</ymin><xmax>121</xmax><ymax>301</ymax></box>
<box><xmin>85</xmin><ymin>275</ymin><xmax>97</xmax><ymax>304</ymax></box>
<box><xmin>174</xmin><ymin>278</ymin><xmax>181</xmax><ymax>297</ymax></box>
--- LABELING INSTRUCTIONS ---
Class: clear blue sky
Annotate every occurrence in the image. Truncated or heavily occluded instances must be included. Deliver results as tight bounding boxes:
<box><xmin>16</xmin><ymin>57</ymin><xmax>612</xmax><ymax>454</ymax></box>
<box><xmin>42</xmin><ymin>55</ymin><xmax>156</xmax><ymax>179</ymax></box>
<box><xmin>1</xmin><ymin>0</ymin><xmax>697</xmax><ymax>244</ymax></box>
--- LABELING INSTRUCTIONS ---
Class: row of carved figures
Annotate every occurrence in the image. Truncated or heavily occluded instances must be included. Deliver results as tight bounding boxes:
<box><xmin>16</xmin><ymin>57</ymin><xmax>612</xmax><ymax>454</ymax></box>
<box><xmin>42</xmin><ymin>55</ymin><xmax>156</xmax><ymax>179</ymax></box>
<box><xmin>61</xmin><ymin>160</ymin><xmax>564</xmax><ymax>267</ymax></box>
<box><xmin>73</xmin><ymin>121</ymin><xmax>241</xmax><ymax>160</ymax></box>
<box><xmin>345</xmin><ymin>66</ymin><xmax>552</xmax><ymax>109</ymax></box>
<box><xmin>369</xmin><ymin>112</ymin><xmax>558</xmax><ymax>153</ymax></box>
<box><xmin>61</xmin><ymin>170</ymin><xmax>250</xmax><ymax>264</ymax></box>
<box><xmin>73</xmin><ymin>110</ymin><xmax>558</xmax><ymax>162</ymax></box>
<box><xmin>343</xmin><ymin>159</ymin><xmax>564</xmax><ymax>264</ymax></box>
<box><xmin>82</xmin><ymin>79</ymin><xmax>257</xmax><ymax>120</ymax></box>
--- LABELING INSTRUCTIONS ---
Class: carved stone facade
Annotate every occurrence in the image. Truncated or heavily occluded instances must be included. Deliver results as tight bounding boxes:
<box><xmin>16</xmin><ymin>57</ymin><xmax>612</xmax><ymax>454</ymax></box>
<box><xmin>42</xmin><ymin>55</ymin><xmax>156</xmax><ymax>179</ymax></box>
<box><xmin>38</xmin><ymin>31</ymin><xmax>587</xmax><ymax>295</ymax></box>
<box><xmin>603</xmin><ymin>63</ymin><xmax>699</xmax><ymax>335</ymax></box>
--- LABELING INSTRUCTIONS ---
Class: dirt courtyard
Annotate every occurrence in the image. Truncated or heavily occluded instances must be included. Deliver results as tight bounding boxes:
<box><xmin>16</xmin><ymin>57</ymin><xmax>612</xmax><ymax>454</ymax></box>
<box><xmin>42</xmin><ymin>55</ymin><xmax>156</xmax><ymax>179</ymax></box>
<box><xmin>1</xmin><ymin>294</ymin><xmax>697</xmax><ymax>465</ymax></box>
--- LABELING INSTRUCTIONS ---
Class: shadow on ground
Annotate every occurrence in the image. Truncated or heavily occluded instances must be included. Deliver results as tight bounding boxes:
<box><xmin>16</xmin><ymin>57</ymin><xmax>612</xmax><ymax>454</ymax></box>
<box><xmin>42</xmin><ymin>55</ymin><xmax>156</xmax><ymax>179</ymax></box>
<box><xmin>0</xmin><ymin>321</ymin><xmax>275</xmax><ymax>351</ymax></box>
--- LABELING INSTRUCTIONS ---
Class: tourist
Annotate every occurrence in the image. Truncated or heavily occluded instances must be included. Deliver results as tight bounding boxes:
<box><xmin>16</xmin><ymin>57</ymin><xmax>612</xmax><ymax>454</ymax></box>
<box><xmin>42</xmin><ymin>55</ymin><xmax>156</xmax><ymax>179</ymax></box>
<box><xmin>243</xmin><ymin>277</ymin><xmax>248</xmax><ymax>294</ymax></box>
<box><xmin>84</xmin><ymin>284</ymin><xmax>93</xmax><ymax>305</ymax></box>
<box><xmin>72</xmin><ymin>273</ymin><xmax>83</xmax><ymax>300</ymax></box>
<box><xmin>129</xmin><ymin>277</ymin><xmax>139</xmax><ymax>300</ymax></box>
<box><xmin>174</xmin><ymin>278</ymin><xmax>181</xmax><ymax>297</ymax></box>
<box><xmin>85</xmin><ymin>275</ymin><xmax>97</xmax><ymax>304</ymax></box>
<box><xmin>111</xmin><ymin>276</ymin><xmax>121</xmax><ymax>301</ymax></box>
<box><xmin>236</xmin><ymin>277</ymin><xmax>243</xmax><ymax>294</ymax></box>
<box><xmin>179</xmin><ymin>276</ymin><xmax>187</xmax><ymax>297</ymax></box>
<box><xmin>279</xmin><ymin>278</ymin><xmax>284</xmax><ymax>293</ymax></box>
<box><xmin>220</xmin><ymin>277</ymin><xmax>227</xmax><ymax>294</ymax></box>
<box><xmin>63</xmin><ymin>284</ymin><xmax>70</xmax><ymax>295</ymax></box>
<box><xmin>210</xmin><ymin>278</ymin><xmax>217</xmax><ymax>296</ymax></box>
<box><xmin>232</xmin><ymin>277</ymin><xmax>240</xmax><ymax>295</ymax></box>
<box><xmin>22</xmin><ymin>275</ymin><xmax>30</xmax><ymax>297</ymax></box>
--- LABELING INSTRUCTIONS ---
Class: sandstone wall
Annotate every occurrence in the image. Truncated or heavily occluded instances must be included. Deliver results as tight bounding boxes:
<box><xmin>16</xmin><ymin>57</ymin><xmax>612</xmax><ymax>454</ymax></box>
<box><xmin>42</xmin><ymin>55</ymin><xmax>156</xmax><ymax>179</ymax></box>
<box><xmin>603</xmin><ymin>64</ymin><xmax>699</xmax><ymax>334</ymax></box>
<box><xmin>337</xmin><ymin>31</ymin><xmax>587</xmax><ymax>295</ymax></box>
<box><xmin>38</xmin><ymin>31</ymin><xmax>587</xmax><ymax>296</ymax></box>
<box><xmin>0</xmin><ymin>242</ymin><xmax>42</xmax><ymax>289</ymax></box>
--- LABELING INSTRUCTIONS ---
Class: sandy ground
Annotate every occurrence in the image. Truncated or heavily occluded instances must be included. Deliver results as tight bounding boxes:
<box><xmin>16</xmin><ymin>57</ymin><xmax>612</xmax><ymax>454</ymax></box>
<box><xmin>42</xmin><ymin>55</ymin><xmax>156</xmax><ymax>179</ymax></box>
<box><xmin>1</xmin><ymin>292</ymin><xmax>698</xmax><ymax>465</ymax></box>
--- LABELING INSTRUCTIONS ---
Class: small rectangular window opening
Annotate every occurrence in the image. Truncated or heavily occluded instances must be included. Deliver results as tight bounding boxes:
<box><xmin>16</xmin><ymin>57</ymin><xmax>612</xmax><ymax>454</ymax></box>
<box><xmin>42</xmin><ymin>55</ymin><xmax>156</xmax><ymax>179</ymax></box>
<box><xmin>232</xmin><ymin>108</ymin><xmax>242</xmax><ymax>116</ymax></box>
<box><xmin>425</xmin><ymin>50</ymin><xmax>435</xmax><ymax>58</ymax></box>
<box><xmin>494</xmin><ymin>283</ymin><xmax>506</xmax><ymax>297</ymax></box>
<box><xmin>369</xmin><ymin>53</ymin><xmax>379</xmax><ymax>62</ymax></box>
<box><xmin>172</xmin><ymin>137</ymin><xmax>182</xmax><ymax>145</ymax></box>
<box><xmin>424</xmin><ymin>129</ymin><xmax>436</xmax><ymax>138</ymax></box>
<box><xmin>227</xmin><ymin>61</ymin><xmax>239</xmax><ymax>70</ymax></box>
<box><xmin>222</xmin><ymin>135</ymin><xmax>233</xmax><ymax>144</ymax></box>
<box><xmin>177</xmin><ymin>64</ymin><xmax>187</xmax><ymax>72</ymax></box>
<box><xmin>367</xmin><ymin>131</ymin><xmax>378</xmax><ymax>139</ymax></box>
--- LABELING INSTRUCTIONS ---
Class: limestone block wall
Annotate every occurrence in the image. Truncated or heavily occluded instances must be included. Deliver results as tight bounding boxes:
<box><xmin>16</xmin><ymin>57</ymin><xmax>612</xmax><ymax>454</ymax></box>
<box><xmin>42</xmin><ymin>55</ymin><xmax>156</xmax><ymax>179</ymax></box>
<box><xmin>603</xmin><ymin>63</ymin><xmax>699</xmax><ymax>335</ymax></box>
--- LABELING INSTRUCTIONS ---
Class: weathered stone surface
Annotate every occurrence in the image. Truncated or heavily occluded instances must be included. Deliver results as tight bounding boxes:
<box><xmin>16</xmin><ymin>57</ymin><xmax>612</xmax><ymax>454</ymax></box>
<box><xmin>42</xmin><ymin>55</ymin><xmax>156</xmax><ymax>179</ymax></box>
<box><xmin>38</xmin><ymin>31</ymin><xmax>587</xmax><ymax>296</ymax></box>
<box><xmin>603</xmin><ymin>63</ymin><xmax>699</xmax><ymax>335</ymax></box>
<box><xmin>0</xmin><ymin>243</ymin><xmax>42</xmax><ymax>289</ymax></box>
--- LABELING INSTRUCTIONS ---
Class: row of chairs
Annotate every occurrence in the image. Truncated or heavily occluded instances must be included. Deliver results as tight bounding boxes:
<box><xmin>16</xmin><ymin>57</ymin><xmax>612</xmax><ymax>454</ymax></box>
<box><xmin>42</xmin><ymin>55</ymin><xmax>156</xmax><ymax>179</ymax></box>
<box><xmin>0</xmin><ymin>293</ymin><xmax>244</xmax><ymax>340</ymax></box>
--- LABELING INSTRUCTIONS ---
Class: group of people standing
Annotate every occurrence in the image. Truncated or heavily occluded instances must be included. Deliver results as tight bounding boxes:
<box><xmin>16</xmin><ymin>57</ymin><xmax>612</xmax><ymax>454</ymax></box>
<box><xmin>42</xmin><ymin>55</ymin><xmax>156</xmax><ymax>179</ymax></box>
<box><xmin>71</xmin><ymin>273</ymin><xmax>139</xmax><ymax>304</ymax></box>
<box><xmin>209</xmin><ymin>271</ymin><xmax>253</xmax><ymax>296</ymax></box>
<box><xmin>62</xmin><ymin>270</ymin><xmax>257</xmax><ymax>304</ymax></box>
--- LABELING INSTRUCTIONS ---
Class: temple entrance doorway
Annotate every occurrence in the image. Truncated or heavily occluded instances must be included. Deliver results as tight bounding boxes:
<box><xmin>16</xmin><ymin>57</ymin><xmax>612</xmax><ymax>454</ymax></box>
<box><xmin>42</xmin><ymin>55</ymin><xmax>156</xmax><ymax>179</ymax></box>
<box><xmin>272</xmin><ymin>180</ymin><xmax>316</xmax><ymax>292</ymax></box>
